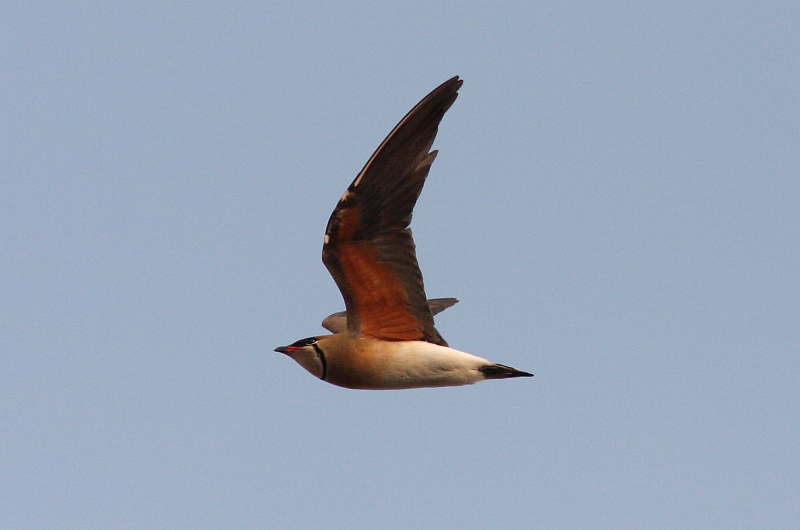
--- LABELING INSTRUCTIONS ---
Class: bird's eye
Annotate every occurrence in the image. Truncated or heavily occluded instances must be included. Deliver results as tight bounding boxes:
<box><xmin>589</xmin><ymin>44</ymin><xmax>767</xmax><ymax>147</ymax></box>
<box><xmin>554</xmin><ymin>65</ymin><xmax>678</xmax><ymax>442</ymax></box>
<box><xmin>290</xmin><ymin>337</ymin><xmax>318</xmax><ymax>348</ymax></box>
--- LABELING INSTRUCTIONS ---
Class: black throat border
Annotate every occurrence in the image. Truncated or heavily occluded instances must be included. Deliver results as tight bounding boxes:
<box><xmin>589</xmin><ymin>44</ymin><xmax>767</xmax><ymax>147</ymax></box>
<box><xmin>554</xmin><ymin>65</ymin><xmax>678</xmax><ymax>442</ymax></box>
<box><xmin>311</xmin><ymin>342</ymin><xmax>328</xmax><ymax>381</ymax></box>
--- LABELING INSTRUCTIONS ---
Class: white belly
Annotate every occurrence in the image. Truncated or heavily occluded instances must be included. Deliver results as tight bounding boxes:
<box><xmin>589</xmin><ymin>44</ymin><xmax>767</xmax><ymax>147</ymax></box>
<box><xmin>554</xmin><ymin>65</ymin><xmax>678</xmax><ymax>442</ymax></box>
<box><xmin>368</xmin><ymin>341</ymin><xmax>490</xmax><ymax>389</ymax></box>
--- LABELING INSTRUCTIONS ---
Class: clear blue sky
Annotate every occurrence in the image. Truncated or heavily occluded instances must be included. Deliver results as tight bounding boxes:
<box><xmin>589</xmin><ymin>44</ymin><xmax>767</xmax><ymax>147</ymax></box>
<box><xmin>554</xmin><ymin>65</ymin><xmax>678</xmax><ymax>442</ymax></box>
<box><xmin>2</xmin><ymin>2</ymin><xmax>797</xmax><ymax>528</ymax></box>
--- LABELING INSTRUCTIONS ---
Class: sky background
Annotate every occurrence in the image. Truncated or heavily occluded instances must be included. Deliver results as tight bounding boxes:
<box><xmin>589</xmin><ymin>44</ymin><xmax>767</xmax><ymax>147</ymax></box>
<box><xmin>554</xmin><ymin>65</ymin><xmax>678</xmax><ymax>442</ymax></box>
<box><xmin>2</xmin><ymin>2</ymin><xmax>798</xmax><ymax>529</ymax></box>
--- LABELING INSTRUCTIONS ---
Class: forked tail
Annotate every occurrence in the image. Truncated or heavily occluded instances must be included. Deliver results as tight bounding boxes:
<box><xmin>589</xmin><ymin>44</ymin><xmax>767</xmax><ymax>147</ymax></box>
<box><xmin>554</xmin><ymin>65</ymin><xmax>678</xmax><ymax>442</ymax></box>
<box><xmin>480</xmin><ymin>364</ymin><xmax>534</xmax><ymax>379</ymax></box>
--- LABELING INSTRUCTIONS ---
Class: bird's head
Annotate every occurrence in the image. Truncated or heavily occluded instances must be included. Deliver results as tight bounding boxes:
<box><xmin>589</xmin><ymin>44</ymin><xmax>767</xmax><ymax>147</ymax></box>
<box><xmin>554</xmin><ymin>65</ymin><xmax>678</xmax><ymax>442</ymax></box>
<box><xmin>275</xmin><ymin>336</ymin><xmax>328</xmax><ymax>380</ymax></box>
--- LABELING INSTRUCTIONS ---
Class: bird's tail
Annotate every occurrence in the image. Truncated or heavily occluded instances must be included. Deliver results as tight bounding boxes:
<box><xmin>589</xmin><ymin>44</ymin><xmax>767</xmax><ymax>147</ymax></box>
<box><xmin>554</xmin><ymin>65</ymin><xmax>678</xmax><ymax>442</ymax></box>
<box><xmin>480</xmin><ymin>364</ymin><xmax>534</xmax><ymax>379</ymax></box>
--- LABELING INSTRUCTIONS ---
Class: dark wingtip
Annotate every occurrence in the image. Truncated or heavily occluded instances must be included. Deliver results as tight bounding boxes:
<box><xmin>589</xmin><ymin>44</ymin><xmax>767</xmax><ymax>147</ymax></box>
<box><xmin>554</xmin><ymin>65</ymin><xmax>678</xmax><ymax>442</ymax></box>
<box><xmin>480</xmin><ymin>364</ymin><xmax>534</xmax><ymax>380</ymax></box>
<box><xmin>427</xmin><ymin>297</ymin><xmax>459</xmax><ymax>316</ymax></box>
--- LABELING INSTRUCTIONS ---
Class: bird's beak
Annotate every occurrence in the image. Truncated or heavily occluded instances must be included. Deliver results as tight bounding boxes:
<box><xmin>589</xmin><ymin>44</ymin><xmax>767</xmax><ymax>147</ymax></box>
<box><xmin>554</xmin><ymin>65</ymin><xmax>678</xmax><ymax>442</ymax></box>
<box><xmin>275</xmin><ymin>346</ymin><xmax>290</xmax><ymax>354</ymax></box>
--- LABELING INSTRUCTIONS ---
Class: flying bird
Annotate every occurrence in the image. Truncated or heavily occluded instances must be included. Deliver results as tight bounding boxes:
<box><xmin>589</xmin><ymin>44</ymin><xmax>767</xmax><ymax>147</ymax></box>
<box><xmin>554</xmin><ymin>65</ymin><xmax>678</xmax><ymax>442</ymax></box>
<box><xmin>275</xmin><ymin>76</ymin><xmax>533</xmax><ymax>389</ymax></box>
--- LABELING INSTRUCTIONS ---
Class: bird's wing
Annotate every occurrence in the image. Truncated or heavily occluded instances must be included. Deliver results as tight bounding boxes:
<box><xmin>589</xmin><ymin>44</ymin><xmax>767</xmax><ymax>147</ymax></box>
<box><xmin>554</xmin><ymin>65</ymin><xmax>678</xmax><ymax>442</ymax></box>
<box><xmin>322</xmin><ymin>77</ymin><xmax>462</xmax><ymax>346</ymax></box>
<box><xmin>321</xmin><ymin>297</ymin><xmax>459</xmax><ymax>334</ymax></box>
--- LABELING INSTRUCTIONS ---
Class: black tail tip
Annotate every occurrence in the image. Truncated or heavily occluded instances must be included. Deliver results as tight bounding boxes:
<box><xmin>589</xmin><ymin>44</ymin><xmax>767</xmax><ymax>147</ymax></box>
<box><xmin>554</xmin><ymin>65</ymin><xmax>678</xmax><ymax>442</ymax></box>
<box><xmin>480</xmin><ymin>364</ymin><xmax>534</xmax><ymax>380</ymax></box>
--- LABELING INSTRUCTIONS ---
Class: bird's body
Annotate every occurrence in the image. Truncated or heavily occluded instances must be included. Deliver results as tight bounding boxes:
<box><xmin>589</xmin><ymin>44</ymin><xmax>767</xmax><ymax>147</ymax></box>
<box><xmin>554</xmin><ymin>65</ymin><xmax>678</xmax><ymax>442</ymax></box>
<box><xmin>298</xmin><ymin>334</ymin><xmax>496</xmax><ymax>389</ymax></box>
<box><xmin>275</xmin><ymin>77</ymin><xmax>533</xmax><ymax>390</ymax></box>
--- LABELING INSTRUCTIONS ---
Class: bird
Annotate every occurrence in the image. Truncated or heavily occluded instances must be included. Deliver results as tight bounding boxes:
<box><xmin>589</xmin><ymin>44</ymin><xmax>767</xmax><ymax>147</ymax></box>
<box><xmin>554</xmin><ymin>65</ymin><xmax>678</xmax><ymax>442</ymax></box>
<box><xmin>275</xmin><ymin>76</ymin><xmax>533</xmax><ymax>389</ymax></box>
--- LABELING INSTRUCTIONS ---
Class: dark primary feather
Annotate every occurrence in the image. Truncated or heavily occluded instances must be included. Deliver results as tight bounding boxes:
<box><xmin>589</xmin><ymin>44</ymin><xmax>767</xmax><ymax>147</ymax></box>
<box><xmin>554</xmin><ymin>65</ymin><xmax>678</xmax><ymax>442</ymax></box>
<box><xmin>322</xmin><ymin>77</ymin><xmax>463</xmax><ymax>346</ymax></box>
